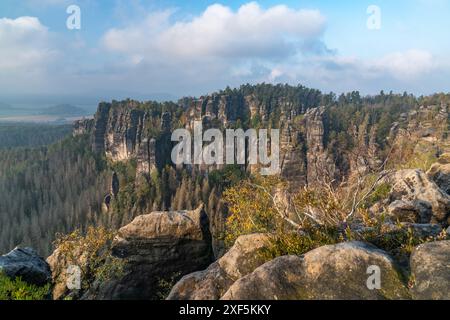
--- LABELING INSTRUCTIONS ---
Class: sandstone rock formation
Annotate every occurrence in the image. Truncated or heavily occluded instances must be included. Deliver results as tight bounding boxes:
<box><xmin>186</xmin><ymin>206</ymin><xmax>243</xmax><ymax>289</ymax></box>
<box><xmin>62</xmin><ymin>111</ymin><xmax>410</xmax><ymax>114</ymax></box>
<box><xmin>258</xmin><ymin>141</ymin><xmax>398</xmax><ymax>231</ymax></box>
<box><xmin>91</xmin><ymin>100</ymin><xmax>172</xmax><ymax>178</ymax></box>
<box><xmin>410</xmin><ymin>240</ymin><xmax>450</xmax><ymax>300</ymax></box>
<box><xmin>279</xmin><ymin>123</ymin><xmax>307</xmax><ymax>189</ymax></box>
<box><xmin>73</xmin><ymin>118</ymin><xmax>94</xmax><ymax>137</ymax></box>
<box><xmin>221</xmin><ymin>242</ymin><xmax>409</xmax><ymax>300</ymax></box>
<box><xmin>387</xmin><ymin>200</ymin><xmax>423</xmax><ymax>223</ymax></box>
<box><xmin>0</xmin><ymin>247</ymin><xmax>51</xmax><ymax>286</ymax></box>
<box><xmin>83</xmin><ymin>205</ymin><xmax>213</xmax><ymax>300</ymax></box>
<box><xmin>427</xmin><ymin>154</ymin><xmax>450</xmax><ymax>195</ymax></box>
<box><xmin>304</xmin><ymin>107</ymin><xmax>336</xmax><ymax>186</ymax></box>
<box><xmin>384</xmin><ymin>169</ymin><xmax>450</xmax><ymax>224</ymax></box>
<box><xmin>46</xmin><ymin>246</ymin><xmax>85</xmax><ymax>300</ymax></box>
<box><xmin>167</xmin><ymin>234</ymin><xmax>271</xmax><ymax>300</ymax></box>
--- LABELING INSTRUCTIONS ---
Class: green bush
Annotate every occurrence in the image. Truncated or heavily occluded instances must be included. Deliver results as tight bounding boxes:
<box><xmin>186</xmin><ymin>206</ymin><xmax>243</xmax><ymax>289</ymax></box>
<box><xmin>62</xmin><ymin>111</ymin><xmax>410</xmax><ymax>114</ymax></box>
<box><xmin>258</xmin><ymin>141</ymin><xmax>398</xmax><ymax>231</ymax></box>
<box><xmin>0</xmin><ymin>272</ymin><xmax>50</xmax><ymax>300</ymax></box>
<box><xmin>365</xmin><ymin>182</ymin><xmax>391</xmax><ymax>208</ymax></box>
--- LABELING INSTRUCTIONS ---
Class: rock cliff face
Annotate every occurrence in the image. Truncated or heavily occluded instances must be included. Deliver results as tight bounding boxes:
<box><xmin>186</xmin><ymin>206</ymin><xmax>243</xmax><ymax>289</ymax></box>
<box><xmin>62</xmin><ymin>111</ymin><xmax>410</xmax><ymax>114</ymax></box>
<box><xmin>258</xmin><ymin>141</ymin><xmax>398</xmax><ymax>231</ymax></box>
<box><xmin>80</xmin><ymin>96</ymin><xmax>342</xmax><ymax>189</ymax></box>
<box><xmin>304</xmin><ymin>107</ymin><xmax>337</xmax><ymax>186</ymax></box>
<box><xmin>73</xmin><ymin>118</ymin><xmax>94</xmax><ymax>137</ymax></box>
<box><xmin>88</xmin><ymin>101</ymin><xmax>172</xmax><ymax>178</ymax></box>
<box><xmin>82</xmin><ymin>205</ymin><xmax>213</xmax><ymax>300</ymax></box>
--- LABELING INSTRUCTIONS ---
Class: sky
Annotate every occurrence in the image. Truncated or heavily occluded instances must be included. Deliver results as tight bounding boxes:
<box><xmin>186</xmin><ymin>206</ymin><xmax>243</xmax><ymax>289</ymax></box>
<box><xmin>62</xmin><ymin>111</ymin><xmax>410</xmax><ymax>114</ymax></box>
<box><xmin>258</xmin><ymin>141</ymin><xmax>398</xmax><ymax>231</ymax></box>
<box><xmin>0</xmin><ymin>0</ymin><xmax>450</xmax><ymax>103</ymax></box>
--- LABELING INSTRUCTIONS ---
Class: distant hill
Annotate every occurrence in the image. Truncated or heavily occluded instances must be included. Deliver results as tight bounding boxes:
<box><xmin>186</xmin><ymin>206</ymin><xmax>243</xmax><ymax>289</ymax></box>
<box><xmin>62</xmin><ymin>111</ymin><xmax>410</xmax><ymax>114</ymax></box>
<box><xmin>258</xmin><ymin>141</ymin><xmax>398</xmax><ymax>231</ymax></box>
<box><xmin>40</xmin><ymin>104</ymin><xmax>88</xmax><ymax>117</ymax></box>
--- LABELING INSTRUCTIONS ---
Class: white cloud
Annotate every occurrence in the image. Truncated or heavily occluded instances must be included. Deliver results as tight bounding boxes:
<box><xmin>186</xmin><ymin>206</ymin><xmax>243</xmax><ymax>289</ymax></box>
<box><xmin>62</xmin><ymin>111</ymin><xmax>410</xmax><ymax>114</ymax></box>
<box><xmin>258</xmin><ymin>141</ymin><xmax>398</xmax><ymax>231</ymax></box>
<box><xmin>275</xmin><ymin>49</ymin><xmax>443</xmax><ymax>94</ymax></box>
<box><xmin>372</xmin><ymin>50</ymin><xmax>435</xmax><ymax>79</ymax></box>
<box><xmin>102</xmin><ymin>2</ymin><xmax>327</xmax><ymax>63</ymax></box>
<box><xmin>1</xmin><ymin>3</ymin><xmax>449</xmax><ymax>98</ymax></box>
<box><xmin>0</xmin><ymin>16</ymin><xmax>55</xmax><ymax>71</ymax></box>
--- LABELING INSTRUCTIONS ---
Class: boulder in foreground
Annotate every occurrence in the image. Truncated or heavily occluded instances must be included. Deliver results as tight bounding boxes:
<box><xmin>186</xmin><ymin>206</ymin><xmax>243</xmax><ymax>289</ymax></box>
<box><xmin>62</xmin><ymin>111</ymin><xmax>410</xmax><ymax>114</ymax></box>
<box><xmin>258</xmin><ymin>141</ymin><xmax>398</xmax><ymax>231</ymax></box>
<box><xmin>168</xmin><ymin>233</ymin><xmax>271</xmax><ymax>300</ymax></box>
<box><xmin>0</xmin><ymin>247</ymin><xmax>51</xmax><ymax>287</ymax></box>
<box><xmin>221</xmin><ymin>241</ymin><xmax>409</xmax><ymax>300</ymax></box>
<box><xmin>83</xmin><ymin>205</ymin><xmax>213</xmax><ymax>300</ymax></box>
<box><xmin>410</xmin><ymin>240</ymin><xmax>450</xmax><ymax>300</ymax></box>
<box><xmin>384</xmin><ymin>169</ymin><xmax>450</xmax><ymax>224</ymax></box>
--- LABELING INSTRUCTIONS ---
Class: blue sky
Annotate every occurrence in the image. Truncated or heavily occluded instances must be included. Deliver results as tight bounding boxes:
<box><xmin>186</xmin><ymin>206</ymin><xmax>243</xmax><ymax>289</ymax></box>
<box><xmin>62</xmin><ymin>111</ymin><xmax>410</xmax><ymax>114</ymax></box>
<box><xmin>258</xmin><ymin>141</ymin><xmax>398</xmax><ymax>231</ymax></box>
<box><xmin>0</xmin><ymin>0</ymin><xmax>449</xmax><ymax>102</ymax></box>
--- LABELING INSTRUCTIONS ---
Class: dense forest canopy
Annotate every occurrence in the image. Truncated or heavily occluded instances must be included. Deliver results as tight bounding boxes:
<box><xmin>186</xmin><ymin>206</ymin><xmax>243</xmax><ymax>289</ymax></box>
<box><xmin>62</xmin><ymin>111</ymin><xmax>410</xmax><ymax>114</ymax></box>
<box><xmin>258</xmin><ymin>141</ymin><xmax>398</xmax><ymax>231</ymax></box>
<box><xmin>0</xmin><ymin>127</ymin><xmax>109</xmax><ymax>255</ymax></box>
<box><xmin>0</xmin><ymin>123</ymin><xmax>71</xmax><ymax>149</ymax></box>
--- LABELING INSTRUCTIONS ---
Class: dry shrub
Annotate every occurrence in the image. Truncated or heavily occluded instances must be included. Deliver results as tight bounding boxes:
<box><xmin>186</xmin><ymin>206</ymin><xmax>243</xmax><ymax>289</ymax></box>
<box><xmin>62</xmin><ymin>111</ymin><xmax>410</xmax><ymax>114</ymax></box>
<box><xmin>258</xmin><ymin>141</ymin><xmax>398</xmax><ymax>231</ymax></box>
<box><xmin>53</xmin><ymin>226</ymin><xmax>124</xmax><ymax>291</ymax></box>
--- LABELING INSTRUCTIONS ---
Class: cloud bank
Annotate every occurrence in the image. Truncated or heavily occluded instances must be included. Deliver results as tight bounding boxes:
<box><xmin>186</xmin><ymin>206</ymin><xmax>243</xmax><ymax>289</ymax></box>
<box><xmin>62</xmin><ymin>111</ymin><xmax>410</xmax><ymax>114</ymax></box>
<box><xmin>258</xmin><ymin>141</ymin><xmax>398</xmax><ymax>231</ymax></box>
<box><xmin>103</xmin><ymin>3</ymin><xmax>327</xmax><ymax>62</ymax></box>
<box><xmin>0</xmin><ymin>2</ymin><xmax>449</xmax><ymax>99</ymax></box>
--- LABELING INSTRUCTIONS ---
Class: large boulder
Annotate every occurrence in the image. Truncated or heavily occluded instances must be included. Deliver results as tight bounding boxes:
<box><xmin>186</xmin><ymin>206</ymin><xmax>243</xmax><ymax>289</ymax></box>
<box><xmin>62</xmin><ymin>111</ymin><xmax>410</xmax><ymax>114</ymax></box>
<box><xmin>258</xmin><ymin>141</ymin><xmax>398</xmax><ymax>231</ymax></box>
<box><xmin>0</xmin><ymin>247</ymin><xmax>51</xmax><ymax>286</ymax></box>
<box><xmin>410</xmin><ymin>240</ymin><xmax>450</xmax><ymax>300</ymax></box>
<box><xmin>427</xmin><ymin>160</ymin><xmax>450</xmax><ymax>195</ymax></box>
<box><xmin>384</xmin><ymin>169</ymin><xmax>450</xmax><ymax>224</ymax></box>
<box><xmin>221</xmin><ymin>241</ymin><xmax>409</xmax><ymax>300</ymax></box>
<box><xmin>403</xmin><ymin>223</ymin><xmax>443</xmax><ymax>238</ymax></box>
<box><xmin>167</xmin><ymin>234</ymin><xmax>271</xmax><ymax>300</ymax></box>
<box><xmin>387</xmin><ymin>200</ymin><xmax>422</xmax><ymax>223</ymax></box>
<box><xmin>83</xmin><ymin>205</ymin><xmax>213</xmax><ymax>300</ymax></box>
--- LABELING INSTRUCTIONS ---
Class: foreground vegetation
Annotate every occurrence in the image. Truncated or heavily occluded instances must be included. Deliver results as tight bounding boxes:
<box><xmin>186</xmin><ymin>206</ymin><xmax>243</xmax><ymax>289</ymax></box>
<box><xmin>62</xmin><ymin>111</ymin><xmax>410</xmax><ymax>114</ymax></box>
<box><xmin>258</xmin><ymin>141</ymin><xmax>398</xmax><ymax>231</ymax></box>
<box><xmin>0</xmin><ymin>272</ymin><xmax>50</xmax><ymax>300</ymax></box>
<box><xmin>224</xmin><ymin>174</ymin><xmax>449</xmax><ymax>264</ymax></box>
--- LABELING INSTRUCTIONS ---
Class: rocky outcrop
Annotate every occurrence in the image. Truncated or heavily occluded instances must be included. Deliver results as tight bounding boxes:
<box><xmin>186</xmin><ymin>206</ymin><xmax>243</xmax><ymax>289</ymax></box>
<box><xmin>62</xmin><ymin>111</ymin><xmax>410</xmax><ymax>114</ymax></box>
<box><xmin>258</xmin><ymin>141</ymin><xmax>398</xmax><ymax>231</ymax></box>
<box><xmin>348</xmin><ymin>120</ymin><xmax>382</xmax><ymax>176</ymax></box>
<box><xmin>184</xmin><ymin>94</ymin><xmax>246</xmax><ymax>130</ymax></box>
<box><xmin>0</xmin><ymin>247</ymin><xmax>51</xmax><ymax>286</ymax></box>
<box><xmin>92</xmin><ymin>102</ymin><xmax>111</xmax><ymax>153</ymax></box>
<box><xmin>104</xmin><ymin>105</ymin><xmax>146</xmax><ymax>162</ymax></box>
<box><xmin>427</xmin><ymin>154</ymin><xmax>450</xmax><ymax>195</ymax></box>
<box><xmin>73</xmin><ymin>118</ymin><xmax>94</xmax><ymax>137</ymax></box>
<box><xmin>90</xmin><ymin>100</ymin><xmax>172</xmax><ymax>177</ymax></box>
<box><xmin>387</xmin><ymin>200</ymin><xmax>423</xmax><ymax>223</ymax></box>
<box><xmin>221</xmin><ymin>241</ymin><xmax>409</xmax><ymax>300</ymax></box>
<box><xmin>403</xmin><ymin>223</ymin><xmax>444</xmax><ymax>238</ymax></box>
<box><xmin>384</xmin><ymin>169</ymin><xmax>450</xmax><ymax>225</ymax></box>
<box><xmin>136</xmin><ymin>138</ymin><xmax>156</xmax><ymax>176</ymax></box>
<box><xmin>83</xmin><ymin>205</ymin><xmax>213</xmax><ymax>300</ymax></box>
<box><xmin>304</xmin><ymin>107</ymin><xmax>336</xmax><ymax>186</ymax></box>
<box><xmin>280</xmin><ymin>123</ymin><xmax>307</xmax><ymax>189</ymax></box>
<box><xmin>410</xmin><ymin>240</ymin><xmax>450</xmax><ymax>300</ymax></box>
<box><xmin>167</xmin><ymin>234</ymin><xmax>271</xmax><ymax>300</ymax></box>
<box><xmin>46</xmin><ymin>246</ymin><xmax>85</xmax><ymax>300</ymax></box>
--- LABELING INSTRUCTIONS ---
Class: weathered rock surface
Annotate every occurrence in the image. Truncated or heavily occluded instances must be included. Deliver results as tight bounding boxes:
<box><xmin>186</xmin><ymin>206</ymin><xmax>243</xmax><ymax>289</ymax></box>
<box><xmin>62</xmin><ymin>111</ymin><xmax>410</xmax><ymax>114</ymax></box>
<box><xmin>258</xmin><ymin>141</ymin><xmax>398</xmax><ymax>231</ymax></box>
<box><xmin>403</xmin><ymin>223</ymin><xmax>444</xmax><ymax>238</ymax></box>
<box><xmin>410</xmin><ymin>240</ymin><xmax>450</xmax><ymax>300</ymax></box>
<box><xmin>167</xmin><ymin>234</ymin><xmax>271</xmax><ymax>300</ymax></box>
<box><xmin>221</xmin><ymin>241</ymin><xmax>409</xmax><ymax>300</ymax></box>
<box><xmin>388</xmin><ymin>200</ymin><xmax>421</xmax><ymax>223</ymax></box>
<box><xmin>0</xmin><ymin>247</ymin><xmax>51</xmax><ymax>286</ymax></box>
<box><xmin>304</xmin><ymin>107</ymin><xmax>337</xmax><ymax>186</ymax></box>
<box><xmin>73</xmin><ymin>118</ymin><xmax>94</xmax><ymax>137</ymax></box>
<box><xmin>280</xmin><ymin>123</ymin><xmax>307</xmax><ymax>190</ymax></box>
<box><xmin>47</xmin><ymin>246</ymin><xmax>88</xmax><ymax>300</ymax></box>
<box><xmin>384</xmin><ymin>169</ymin><xmax>450</xmax><ymax>224</ymax></box>
<box><xmin>83</xmin><ymin>205</ymin><xmax>213</xmax><ymax>300</ymax></box>
<box><xmin>91</xmin><ymin>100</ymin><xmax>172</xmax><ymax>178</ymax></box>
<box><xmin>427</xmin><ymin>158</ymin><xmax>450</xmax><ymax>195</ymax></box>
